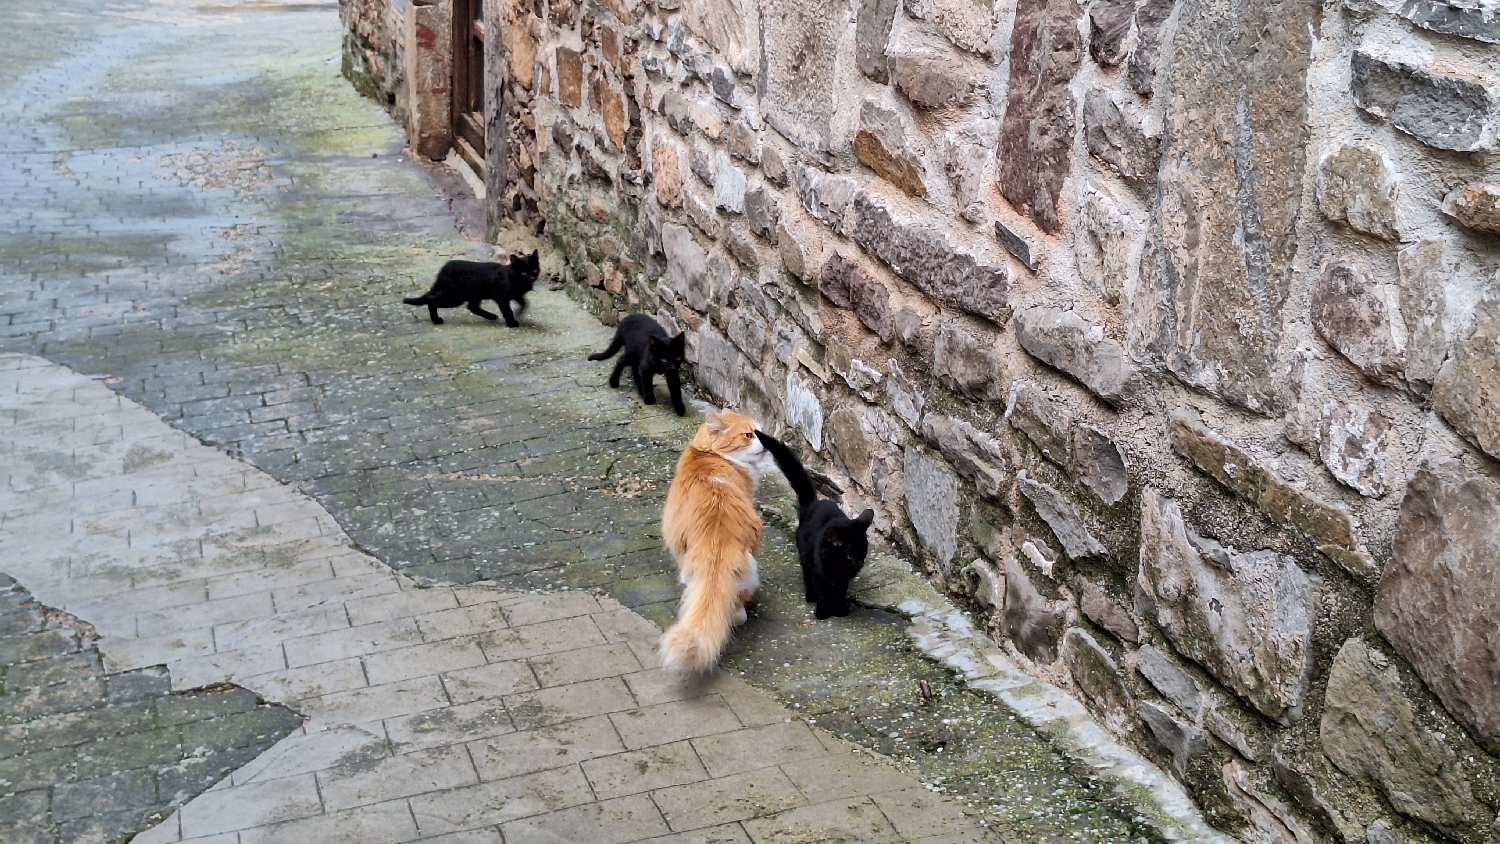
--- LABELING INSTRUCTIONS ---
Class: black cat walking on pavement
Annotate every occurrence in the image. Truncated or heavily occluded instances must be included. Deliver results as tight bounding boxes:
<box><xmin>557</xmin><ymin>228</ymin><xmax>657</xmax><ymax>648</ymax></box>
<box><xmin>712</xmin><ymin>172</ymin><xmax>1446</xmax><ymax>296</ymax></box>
<box><xmin>403</xmin><ymin>251</ymin><xmax>540</xmax><ymax>326</ymax></box>
<box><xmin>589</xmin><ymin>313</ymin><xmax>688</xmax><ymax>415</ymax></box>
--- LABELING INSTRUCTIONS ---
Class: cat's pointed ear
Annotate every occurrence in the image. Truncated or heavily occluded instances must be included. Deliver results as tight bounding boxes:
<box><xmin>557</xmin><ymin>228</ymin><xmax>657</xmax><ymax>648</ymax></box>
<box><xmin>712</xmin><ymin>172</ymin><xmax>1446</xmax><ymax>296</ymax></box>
<box><xmin>704</xmin><ymin>413</ymin><xmax>726</xmax><ymax>433</ymax></box>
<box><xmin>668</xmin><ymin>333</ymin><xmax>686</xmax><ymax>352</ymax></box>
<box><xmin>854</xmin><ymin>509</ymin><xmax>875</xmax><ymax>529</ymax></box>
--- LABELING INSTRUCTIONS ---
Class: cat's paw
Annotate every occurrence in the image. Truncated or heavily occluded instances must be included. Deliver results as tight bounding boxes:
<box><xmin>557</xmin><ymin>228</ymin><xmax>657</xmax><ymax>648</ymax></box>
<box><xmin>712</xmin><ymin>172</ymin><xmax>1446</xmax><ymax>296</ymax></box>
<box><xmin>505</xmin><ymin>320</ymin><xmax>520</xmax><ymax>328</ymax></box>
<box><xmin>732</xmin><ymin>606</ymin><xmax>748</xmax><ymax>626</ymax></box>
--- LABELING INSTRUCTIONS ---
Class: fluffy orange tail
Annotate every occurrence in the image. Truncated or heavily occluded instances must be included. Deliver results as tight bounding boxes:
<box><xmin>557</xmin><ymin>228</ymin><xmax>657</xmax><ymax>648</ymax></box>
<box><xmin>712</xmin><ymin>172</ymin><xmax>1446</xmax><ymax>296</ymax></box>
<box><xmin>660</xmin><ymin>549</ymin><xmax>743</xmax><ymax>674</ymax></box>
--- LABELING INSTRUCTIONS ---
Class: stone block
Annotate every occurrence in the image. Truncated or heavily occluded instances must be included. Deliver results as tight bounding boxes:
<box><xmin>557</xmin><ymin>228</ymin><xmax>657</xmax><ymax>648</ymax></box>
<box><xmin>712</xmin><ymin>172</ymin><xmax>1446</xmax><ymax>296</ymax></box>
<box><xmin>1005</xmin><ymin>380</ymin><xmax>1071</xmax><ymax>466</ymax></box>
<box><xmin>904</xmin><ymin>447</ymin><xmax>959</xmax><ymax>571</ymax></box>
<box><xmin>1146</xmin><ymin>0</ymin><xmax>1314</xmax><ymax>413</ymax></box>
<box><xmin>690</xmin><ymin>140</ymin><xmax>715</xmax><ymax>186</ymax></box>
<box><xmin>852</xmin><ymin>194</ymin><xmax>1010</xmax><ymax>324</ymax></box>
<box><xmin>1310</xmin><ymin>260</ymin><xmax>1405</xmax><ymax>387</ymax></box>
<box><xmin>1221</xmin><ymin>761</ymin><xmax>1315</xmax><ymax>844</ymax></box>
<box><xmin>1315</xmin><ymin>400</ymin><xmax>1390</xmax><ymax>498</ymax></box>
<box><xmin>662</xmin><ymin>223</ymin><xmax>712</xmax><ymax>311</ymax></box>
<box><xmin>727</xmin><ymin>121</ymin><xmax>760</xmax><ymax>164</ymax></box>
<box><xmin>1017</xmin><ymin>470</ymin><xmax>1108</xmax><ymax>560</ymax></box>
<box><xmin>944</xmin><ymin>136</ymin><xmax>990</xmax><ymax>223</ymax></box>
<box><xmin>891</xmin><ymin>49</ymin><xmax>974</xmax><ymax>109</ymax></box>
<box><xmin>1003</xmin><ymin>554</ymin><xmax>1067</xmax><ymax>664</ymax></box>
<box><xmin>784</xmin><ymin>371</ymin><xmax>824</xmax><ymax>450</ymax></box>
<box><xmin>714</xmin><ymin>152</ymin><xmax>746</xmax><ymax>213</ymax></box>
<box><xmin>933</xmin><ymin>0</ymin><xmax>997</xmax><ymax>54</ymax></box>
<box><xmin>932</xmin><ymin>320</ymin><xmax>1002</xmax><ymax>400</ymax></box>
<box><xmin>1139</xmin><ymin>702</ymin><xmax>1206</xmax><ymax>781</ymax></box>
<box><xmin>662</xmin><ymin>90</ymin><xmax>692</xmax><ymax>135</ymax></box>
<box><xmin>1433</xmin><ymin>296</ymin><xmax>1500</xmax><ymax>461</ymax></box>
<box><xmin>857</xmin><ymin>0</ymin><xmax>900</xmax><ymax>82</ymax></box>
<box><xmin>1137</xmin><ymin>489</ymin><xmax>1316</xmax><ymax>722</ymax></box>
<box><xmin>682</xmin><ymin>0</ymin><xmax>759</xmax><ymax>73</ymax></box>
<box><xmin>1169</xmin><ymin>410</ymin><xmax>1376</xmax><ymax>582</ymax></box>
<box><xmin>1396</xmin><ymin>238</ymin><xmax>1450</xmax><ymax>390</ymax></box>
<box><xmin>1082</xmin><ymin>89</ymin><xmax>1157</xmax><ymax>183</ymax></box>
<box><xmin>1089</xmin><ymin>0</ymin><xmax>1134</xmax><ymax>65</ymax></box>
<box><xmin>1399</xmin><ymin>0</ymin><xmax>1500</xmax><ymax>44</ymax></box>
<box><xmin>556</xmin><ymin>47</ymin><xmax>583</xmax><ymax>109</ymax></box>
<box><xmin>795</xmin><ymin>165</ymin><xmax>859</xmax><ymax>234</ymax></box>
<box><xmin>653</xmin><ymin>140</ymin><xmax>683</xmax><ymax>207</ymax></box>
<box><xmin>1351</xmin><ymin>50</ymin><xmax>1496</xmax><ymax>152</ymax></box>
<box><xmin>996</xmin><ymin>0</ymin><xmax>1082</xmax><ymax>234</ymax></box>
<box><xmin>1317</xmin><ymin>143</ymin><xmax>1399</xmax><ymax>241</ymax></box>
<box><xmin>816</xmin><ymin>254</ymin><xmax>892</xmax><ymax>342</ymax></box>
<box><xmin>1073</xmin><ymin>425</ymin><xmax>1128</xmax><ymax>505</ymax></box>
<box><xmin>404</xmin><ymin>1</ymin><xmax>454</xmax><ymax>159</ymax></box>
<box><xmin>1065</xmin><ymin>627</ymin><xmax>1132</xmax><ymax>718</ymax></box>
<box><xmin>695</xmin><ymin>326</ymin><xmax>742</xmax><ymax>406</ymax></box>
<box><xmin>887</xmin><ymin>359</ymin><xmax>926</xmax><ymax>429</ymax></box>
<box><xmin>1077</xmin><ymin>577</ymin><xmax>1139</xmax><ymax>643</ymax></box>
<box><xmin>728</xmin><ymin>309</ymin><xmax>767</xmax><ymax>359</ymax></box>
<box><xmin>745</xmin><ymin>189</ymin><xmax>778</xmax><ymax>243</ymax></box>
<box><xmin>991</xmin><ymin>220</ymin><xmax>1033</xmax><ymax>270</ymax></box>
<box><xmin>1127</xmin><ymin>0</ymin><xmax>1173</xmax><ymax>94</ymax></box>
<box><xmin>1375</xmin><ymin>460</ymin><xmax>1500</xmax><ymax>754</ymax></box>
<box><xmin>778</xmin><ymin>221</ymin><xmax>810</xmax><ymax>280</ymax></box>
<box><xmin>761</xmin><ymin>144</ymin><xmax>789</xmax><ymax>187</ymax></box>
<box><xmin>1013</xmin><ymin>307</ymin><xmax>1133</xmax><ymax>406</ymax></box>
<box><xmin>725</xmin><ymin>228</ymin><xmax>758</xmax><ymax>267</ymax></box>
<box><xmin>763</xmin><ymin>0</ymin><xmax>849</xmax><ymax>152</ymax></box>
<box><xmin>1442</xmin><ymin>182</ymin><xmax>1500</xmax><ymax>235</ymax></box>
<box><xmin>684</xmin><ymin>189</ymin><xmax>720</xmax><ymax>238</ymax></box>
<box><xmin>922</xmin><ymin>414</ymin><xmax>1008</xmax><ymax>500</ymax></box>
<box><xmin>853</xmin><ymin>130</ymin><xmax>927</xmax><ymax>197</ymax></box>
<box><xmin>1136</xmin><ymin>644</ymin><xmax>1203</xmax><ymax>720</ymax></box>
<box><xmin>1321</xmin><ymin>638</ymin><xmax>1481</xmax><ymax>831</ymax></box>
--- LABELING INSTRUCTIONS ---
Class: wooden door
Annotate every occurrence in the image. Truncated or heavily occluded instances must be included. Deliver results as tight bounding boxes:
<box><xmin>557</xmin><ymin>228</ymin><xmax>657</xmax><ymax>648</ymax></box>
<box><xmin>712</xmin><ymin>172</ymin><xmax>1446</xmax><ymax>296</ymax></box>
<box><xmin>451</xmin><ymin>0</ymin><xmax>486</xmax><ymax>180</ymax></box>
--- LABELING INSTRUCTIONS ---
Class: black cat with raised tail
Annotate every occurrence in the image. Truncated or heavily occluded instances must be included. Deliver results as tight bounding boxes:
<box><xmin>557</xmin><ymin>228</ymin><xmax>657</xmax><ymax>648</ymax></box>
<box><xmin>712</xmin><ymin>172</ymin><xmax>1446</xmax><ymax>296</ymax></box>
<box><xmin>755</xmin><ymin>430</ymin><xmax>874</xmax><ymax>619</ymax></box>
<box><xmin>403</xmin><ymin>251</ymin><xmax>540</xmax><ymax>326</ymax></box>
<box><xmin>589</xmin><ymin>313</ymin><xmax>688</xmax><ymax>416</ymax></box>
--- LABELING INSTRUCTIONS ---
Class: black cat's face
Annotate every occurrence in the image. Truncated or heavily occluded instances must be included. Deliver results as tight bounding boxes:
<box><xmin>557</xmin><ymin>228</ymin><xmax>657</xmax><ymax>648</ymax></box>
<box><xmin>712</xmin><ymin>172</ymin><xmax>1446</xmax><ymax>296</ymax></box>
<box><xmin>817</xmin><ymin>509</ymin><xmax>874</xmax><ymax>617</ymax></box>
<box><xmin>647</xmin><ymin>332</ymin><xmax>687</xmax><ymax>369</ymax></box>
<box><xmin>510</xmin><ymin>251</ymin><xmax>540</xmax><ymax>292</ymax></box>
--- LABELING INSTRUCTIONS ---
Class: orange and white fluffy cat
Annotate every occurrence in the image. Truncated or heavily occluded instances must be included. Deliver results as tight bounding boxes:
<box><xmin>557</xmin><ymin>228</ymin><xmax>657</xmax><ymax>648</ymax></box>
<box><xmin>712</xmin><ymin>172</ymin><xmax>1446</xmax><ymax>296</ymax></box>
<box><xmin>659</xmin><ymin>409</ymin><xmax>772</xmax><ymax>673</ymax></box>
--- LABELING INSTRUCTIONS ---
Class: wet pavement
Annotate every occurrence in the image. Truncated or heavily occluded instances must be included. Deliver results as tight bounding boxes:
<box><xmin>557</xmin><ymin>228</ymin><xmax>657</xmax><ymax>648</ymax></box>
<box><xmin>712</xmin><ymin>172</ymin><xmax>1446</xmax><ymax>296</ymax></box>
<box><xmin>1</xmin><ymin>0</ymin><xmax>1193</xmax><ymax>840</ymax></box>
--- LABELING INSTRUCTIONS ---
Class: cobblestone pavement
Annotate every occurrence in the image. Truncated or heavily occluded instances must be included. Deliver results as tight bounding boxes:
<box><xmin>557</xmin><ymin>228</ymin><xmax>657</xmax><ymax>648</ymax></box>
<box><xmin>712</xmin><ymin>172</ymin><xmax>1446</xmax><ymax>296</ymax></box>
<box><xmin>2</xmin><ymin>355</ymin><xmax>999</xmax><ymax>843</ymax></box>
<box><xmin>0</xmin><ymin>0</ymin><xmax>1168</xmax><ymax>840</ymax></box>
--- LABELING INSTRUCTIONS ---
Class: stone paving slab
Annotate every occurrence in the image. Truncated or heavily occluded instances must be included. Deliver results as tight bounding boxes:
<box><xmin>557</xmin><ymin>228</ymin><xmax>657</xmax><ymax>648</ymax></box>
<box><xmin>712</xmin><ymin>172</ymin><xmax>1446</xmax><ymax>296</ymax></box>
<box><xmin>0</xmin><ymin>353</ymin><xmax>998</xmax><ymax>843</ymax></box>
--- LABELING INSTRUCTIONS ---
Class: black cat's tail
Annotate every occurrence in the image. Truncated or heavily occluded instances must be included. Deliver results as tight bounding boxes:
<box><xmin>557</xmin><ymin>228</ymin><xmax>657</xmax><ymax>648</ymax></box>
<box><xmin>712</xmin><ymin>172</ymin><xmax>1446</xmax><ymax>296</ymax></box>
<box><xmin>402</xmin><ymin>293</ymin><xmax>432</xmax><ymax>305</ymax></box>
<box><xmin>756</xmin><ymin>430</ymin><xmax>817</xmax><ymax>510</ymax></box>
<box><xmin>588</xmin><ymin>335</ymin><xmax>624</xmax><ymax>361</ymax></box>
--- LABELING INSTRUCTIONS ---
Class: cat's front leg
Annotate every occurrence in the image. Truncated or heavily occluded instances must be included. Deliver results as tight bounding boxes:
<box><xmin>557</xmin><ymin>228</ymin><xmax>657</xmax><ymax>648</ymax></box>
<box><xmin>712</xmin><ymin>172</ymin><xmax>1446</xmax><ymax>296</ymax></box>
<box><xmin>497</xmin><ymin>299</ymin><xmax>520</xmax><ymax>327</ymax></box>
<box><xmin>663</xmin><ymin>370</ymin><xmax>686</xmax><ymax>416</ymax></box>
<box><xmin>635</xmin><ymin>365</ymin><xmax>657</xmax><ymax>405</ymax></box>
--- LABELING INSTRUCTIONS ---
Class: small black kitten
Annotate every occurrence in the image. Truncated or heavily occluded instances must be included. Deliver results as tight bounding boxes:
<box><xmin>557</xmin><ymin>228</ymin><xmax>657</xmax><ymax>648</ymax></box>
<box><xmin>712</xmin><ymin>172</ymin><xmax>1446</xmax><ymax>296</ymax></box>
<box><xmin>589</xmin><ymin>313</ymin><xmax>688</xmax><ymax>416</ymax></box>
<box><xmin>756</xmin><ymin>430</ymin><xmax>874</xmax><ymax>619</ymax></box>
<box><xmin>403</xmin><ymin>251</ymin><xmax>540</xmax><ymax>326</ymax></box>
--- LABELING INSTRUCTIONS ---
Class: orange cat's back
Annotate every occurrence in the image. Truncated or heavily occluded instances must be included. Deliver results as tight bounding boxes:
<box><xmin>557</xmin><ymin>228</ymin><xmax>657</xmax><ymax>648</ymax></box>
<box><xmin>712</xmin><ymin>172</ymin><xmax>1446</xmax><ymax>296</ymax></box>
<box><xmin>659</xmin><ymin>410</ymin><xmax>768</xmax><ymax>673</ymax></box>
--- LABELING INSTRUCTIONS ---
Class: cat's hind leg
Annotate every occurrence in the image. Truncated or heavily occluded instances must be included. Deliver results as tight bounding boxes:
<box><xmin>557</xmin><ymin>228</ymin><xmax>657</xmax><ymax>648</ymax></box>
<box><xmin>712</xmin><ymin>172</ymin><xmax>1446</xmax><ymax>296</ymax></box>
<box><xmin>467</xmin><ymin>300</ymin><xmax>499</xmax><ymax>320</ymax></box>
<box><xmin>427</xmin><ymin>305</ymin><xmax>444</xmax><ymax>325</ymax></box>
<box><xmin>737</xmin><ymin>553</ymin><xmax>760</xmax><ymax>605</ymax></box>
<box><xmin>608</xmin><ymin>358</ymin><xmax>629</xmax><ymax>389</ymax></box>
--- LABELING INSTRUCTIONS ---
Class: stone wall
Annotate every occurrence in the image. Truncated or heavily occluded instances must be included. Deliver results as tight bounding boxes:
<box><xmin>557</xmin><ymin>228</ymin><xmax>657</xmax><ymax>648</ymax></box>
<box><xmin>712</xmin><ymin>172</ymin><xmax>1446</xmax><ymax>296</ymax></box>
<box><xmin>341</xmin><ymin>0</ymin><xmax>406</xmax><ymax>121</ymax></box>
<box><xmin>342</xmin><ymin>0</ymin><xmax>1500</xmax><ymax>839</ymax></box>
